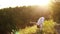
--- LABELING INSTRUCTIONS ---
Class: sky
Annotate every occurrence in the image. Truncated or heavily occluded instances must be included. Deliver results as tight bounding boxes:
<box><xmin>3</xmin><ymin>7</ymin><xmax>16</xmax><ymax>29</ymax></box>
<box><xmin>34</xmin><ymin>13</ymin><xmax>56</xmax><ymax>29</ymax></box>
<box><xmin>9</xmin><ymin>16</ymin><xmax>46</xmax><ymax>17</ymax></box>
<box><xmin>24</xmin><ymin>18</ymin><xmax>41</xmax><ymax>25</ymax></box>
<box><xmin>0</xmin><ymin>0</ymin><xmax>51</xmax><ymax>9</ymax></box>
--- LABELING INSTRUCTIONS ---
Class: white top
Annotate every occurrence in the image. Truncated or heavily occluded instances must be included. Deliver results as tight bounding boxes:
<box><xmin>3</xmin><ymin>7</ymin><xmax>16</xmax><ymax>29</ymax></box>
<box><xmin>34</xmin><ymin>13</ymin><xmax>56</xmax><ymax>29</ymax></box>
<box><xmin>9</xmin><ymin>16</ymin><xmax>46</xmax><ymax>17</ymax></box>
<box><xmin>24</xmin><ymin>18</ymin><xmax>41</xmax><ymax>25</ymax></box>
<box><xmin>36</xmin><ymin>17</ymin><xmax>45</xmax><ymax>26</ymax></box>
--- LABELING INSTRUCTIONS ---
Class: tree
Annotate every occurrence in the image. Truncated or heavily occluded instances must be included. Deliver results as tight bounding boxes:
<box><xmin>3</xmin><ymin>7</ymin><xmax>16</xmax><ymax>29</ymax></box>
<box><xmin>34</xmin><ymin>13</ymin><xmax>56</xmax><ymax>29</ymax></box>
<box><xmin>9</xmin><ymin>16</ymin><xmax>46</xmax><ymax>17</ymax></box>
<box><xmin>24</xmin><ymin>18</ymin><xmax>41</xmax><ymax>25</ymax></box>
<box><xmin>50</xmin><ymin>1</ymin><xmax>60</xmax><ymax>34</ymax></box>
<box><xmin>50</xmin><ymin>2</ymin><xmax>60</xmax><ymax>23</ymax></box>
<box><xmin>0</xmin><ymin>8</ymin><xmax>17</xmax><ymax>34</ymax></box>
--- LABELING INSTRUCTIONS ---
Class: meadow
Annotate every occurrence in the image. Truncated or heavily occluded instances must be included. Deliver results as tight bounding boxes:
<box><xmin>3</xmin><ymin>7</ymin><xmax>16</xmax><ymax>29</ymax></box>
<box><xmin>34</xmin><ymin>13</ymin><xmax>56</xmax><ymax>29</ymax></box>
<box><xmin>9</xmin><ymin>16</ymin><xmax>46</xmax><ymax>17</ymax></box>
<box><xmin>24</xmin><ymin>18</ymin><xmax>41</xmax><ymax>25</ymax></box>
<box><xmin>15</xmin><ymin>20</ymin><xmax>57</xmax><ymax>34</ymax></box>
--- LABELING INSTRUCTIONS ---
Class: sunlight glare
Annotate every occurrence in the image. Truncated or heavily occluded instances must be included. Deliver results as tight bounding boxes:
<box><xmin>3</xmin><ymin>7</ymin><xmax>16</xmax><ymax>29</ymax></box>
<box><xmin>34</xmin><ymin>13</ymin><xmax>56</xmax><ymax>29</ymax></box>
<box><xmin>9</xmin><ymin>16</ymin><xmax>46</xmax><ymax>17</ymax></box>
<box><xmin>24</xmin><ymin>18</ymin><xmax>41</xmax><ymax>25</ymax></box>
<box><xmin>0</xmin><ymin>0</ymin><xmax>51</xmax><ymax>9</ymax></box>
<box><xmin>36</xmin><ymin>0</ymin><xmax>50</xmax><ymax>6</ymax></box>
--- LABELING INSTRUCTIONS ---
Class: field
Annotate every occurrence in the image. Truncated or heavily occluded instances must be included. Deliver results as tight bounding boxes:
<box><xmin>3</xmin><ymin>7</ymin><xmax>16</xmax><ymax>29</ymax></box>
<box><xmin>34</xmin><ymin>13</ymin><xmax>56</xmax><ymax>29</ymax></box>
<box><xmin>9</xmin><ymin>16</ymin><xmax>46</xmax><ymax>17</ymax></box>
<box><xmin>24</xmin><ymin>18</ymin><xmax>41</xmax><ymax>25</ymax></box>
<box><xmin>15</xmin><ymin>20</ymin><xmax>57</xmax><ymax>34</ymax></box>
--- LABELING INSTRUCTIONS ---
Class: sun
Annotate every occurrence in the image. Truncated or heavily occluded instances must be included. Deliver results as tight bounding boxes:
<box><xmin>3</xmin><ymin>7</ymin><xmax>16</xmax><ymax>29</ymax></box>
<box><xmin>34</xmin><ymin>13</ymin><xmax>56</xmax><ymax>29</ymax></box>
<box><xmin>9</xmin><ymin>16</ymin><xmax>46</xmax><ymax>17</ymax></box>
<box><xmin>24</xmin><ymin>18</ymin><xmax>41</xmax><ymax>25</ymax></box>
<box><xmin>35</xmin><ymin>0</ymin><xmax>50</xmax><ymax>6</ymax></box>
<box><xmin>39</xmin><ymin>0</ymin><xmax>50</xmax><ymax>6</ymax></box>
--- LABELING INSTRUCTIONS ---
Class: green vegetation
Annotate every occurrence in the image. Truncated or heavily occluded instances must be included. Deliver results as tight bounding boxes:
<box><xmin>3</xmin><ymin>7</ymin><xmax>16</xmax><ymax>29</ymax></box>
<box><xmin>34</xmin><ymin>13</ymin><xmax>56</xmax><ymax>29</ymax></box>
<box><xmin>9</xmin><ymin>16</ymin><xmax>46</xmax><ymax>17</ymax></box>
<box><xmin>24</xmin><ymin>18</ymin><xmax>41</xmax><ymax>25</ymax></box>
<box><xmin>15</xmin><ymin>20</ymin><xmax>57</xmax><ymax>34</ymax></box>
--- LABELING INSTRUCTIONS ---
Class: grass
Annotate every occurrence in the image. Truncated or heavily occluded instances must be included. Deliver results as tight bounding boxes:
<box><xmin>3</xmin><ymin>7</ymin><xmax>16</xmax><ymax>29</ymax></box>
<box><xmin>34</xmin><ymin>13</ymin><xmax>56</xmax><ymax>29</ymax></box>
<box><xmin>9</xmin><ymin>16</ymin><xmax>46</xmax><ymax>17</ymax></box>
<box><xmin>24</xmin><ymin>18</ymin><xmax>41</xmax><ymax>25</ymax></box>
<box><xmin>15</xmin><ymin>20</ymin><xmax>57</xmax><ymax>34</ymax></box>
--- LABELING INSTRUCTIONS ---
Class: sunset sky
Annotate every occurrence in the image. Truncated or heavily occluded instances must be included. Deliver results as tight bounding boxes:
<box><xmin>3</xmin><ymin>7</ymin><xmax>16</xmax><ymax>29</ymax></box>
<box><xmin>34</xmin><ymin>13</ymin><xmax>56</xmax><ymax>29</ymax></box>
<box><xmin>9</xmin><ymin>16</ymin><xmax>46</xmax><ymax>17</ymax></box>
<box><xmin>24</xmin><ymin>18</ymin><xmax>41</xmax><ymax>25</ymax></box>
<box><xmin>0</xmin><ymin>0</ymin><xmax>51</xmax><ymax>9</ymax></box>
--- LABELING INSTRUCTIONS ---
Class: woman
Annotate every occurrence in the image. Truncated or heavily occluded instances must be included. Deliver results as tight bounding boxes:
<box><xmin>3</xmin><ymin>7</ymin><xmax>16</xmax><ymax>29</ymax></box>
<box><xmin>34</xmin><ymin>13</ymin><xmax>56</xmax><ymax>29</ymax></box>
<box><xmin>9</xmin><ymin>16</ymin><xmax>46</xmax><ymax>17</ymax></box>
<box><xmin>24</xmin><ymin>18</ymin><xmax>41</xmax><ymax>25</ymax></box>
<box><xmin>36</xmin><ymin>17</ymin><xmax>45</xmax><ymax>34</ymax></box>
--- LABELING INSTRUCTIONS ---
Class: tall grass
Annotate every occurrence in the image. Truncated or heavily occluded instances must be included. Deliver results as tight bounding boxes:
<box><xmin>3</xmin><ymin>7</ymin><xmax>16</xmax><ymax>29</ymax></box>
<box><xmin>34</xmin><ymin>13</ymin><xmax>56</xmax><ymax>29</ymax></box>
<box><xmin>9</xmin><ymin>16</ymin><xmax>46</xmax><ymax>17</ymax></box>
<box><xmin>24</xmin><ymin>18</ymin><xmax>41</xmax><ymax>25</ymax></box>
<box><xmin>15</xmin><ymin>20</ymin><xmax>57</xmax><ymax>34</ymax></box>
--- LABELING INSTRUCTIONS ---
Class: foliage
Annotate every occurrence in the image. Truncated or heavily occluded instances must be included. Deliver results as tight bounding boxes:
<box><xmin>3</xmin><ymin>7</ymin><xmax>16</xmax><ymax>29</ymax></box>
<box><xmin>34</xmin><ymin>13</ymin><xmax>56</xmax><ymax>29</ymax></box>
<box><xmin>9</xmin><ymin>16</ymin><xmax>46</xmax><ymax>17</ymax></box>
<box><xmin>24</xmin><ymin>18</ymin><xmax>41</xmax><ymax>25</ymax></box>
<box><xmin>50</xmin><ymin>2</ymin><xmax>60</xmax><ymax>23</ymax></box>
<box><xmin>16</xmin><ymin>20</ymin><xmax>57</xmax><ymax>34</ymax></box>
<box><xmin>0</xmin><ymin>6</ymin><xmax>51</xmax><ymax>29</ymax></box>
<box><xmin>0</xmin><ymin>6</ymin><xmax>52</xmax><ymax>34</ymax></box>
